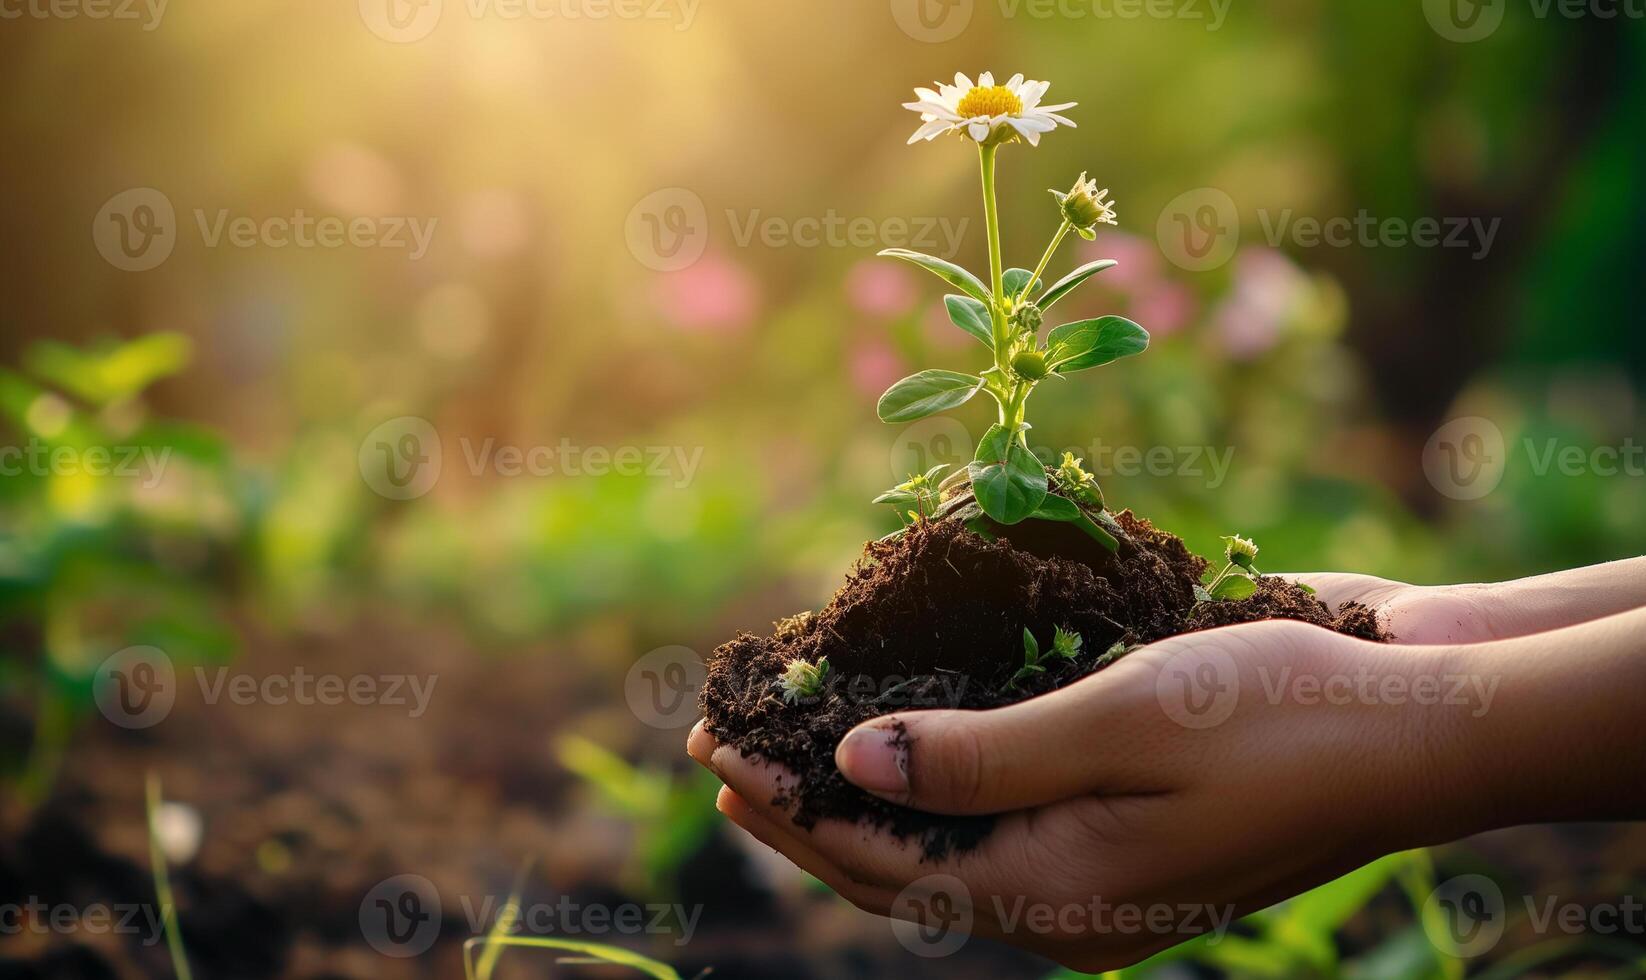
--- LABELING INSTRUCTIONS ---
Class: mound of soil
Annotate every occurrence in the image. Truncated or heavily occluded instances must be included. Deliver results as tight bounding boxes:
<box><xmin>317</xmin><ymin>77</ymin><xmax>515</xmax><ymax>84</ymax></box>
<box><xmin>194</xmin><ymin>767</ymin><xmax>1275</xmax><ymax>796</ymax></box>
<box><xmin>699</xmin><ymin>512</ymin><xmax>1388</xmax><ymax>858</ymax></box>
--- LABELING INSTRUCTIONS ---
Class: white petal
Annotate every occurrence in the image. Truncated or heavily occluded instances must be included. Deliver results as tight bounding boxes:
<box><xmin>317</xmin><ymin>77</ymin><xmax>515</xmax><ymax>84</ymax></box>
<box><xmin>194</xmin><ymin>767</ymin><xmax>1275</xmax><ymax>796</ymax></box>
<box><xmin>904</xmin><ymin>100</ymin><xmax>957</xmax><ymax>117</ymax></box>
<box><xmin>1009</xmin><ymin>118</ymin><xmax>1044</xmax><ymax>146</ymax></box>
<box><xmin>913</xmin><ymin>87</ymin><xmax>946</xmax><ymax>105</ymax></box>
<box><xmin>979</xmin><ymin>71</ymin><xmax>994</xmax><ymax>87</ymax></box>
<box><xmin>908</xmin><ymin>119</ymin><xmax>956</xmax><ymax>143</ymax></box>
<box><xmin>1037</xmin><ymin>101</ymin><xmax>1078</xmax><ymax>113</ymax></box>
<box><xmin>954</xmin><ymin>72</ymin><xmax>974</xmax><ymax>90</ymax></box>
<box><xmin>1006</xmin><ymin>72</ymin><xmax>1025</xmax><ymax>89</ymax></box>
<box><xmin>1011</xmin><ymin>115</ymin><xmax>1056</xmax><ymax>132</ymax></box>
<box><xmin>967</xmin><ymin>118</ymin><xmax>991</xmax><ymax>141</ymax></box>
<box><xmin>1019</xmin><ymin>80</ymin><xmax>1050</xmax><ymax>109</ymax></box>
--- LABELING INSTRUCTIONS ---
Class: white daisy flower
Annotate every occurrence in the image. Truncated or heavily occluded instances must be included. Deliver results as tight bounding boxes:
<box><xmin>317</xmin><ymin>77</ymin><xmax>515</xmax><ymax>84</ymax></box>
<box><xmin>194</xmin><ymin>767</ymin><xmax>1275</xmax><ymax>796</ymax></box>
<box><xmin>904</xmin><ymin>72</ymin><xmax>1077</xmax><ymax>147</ymax></box>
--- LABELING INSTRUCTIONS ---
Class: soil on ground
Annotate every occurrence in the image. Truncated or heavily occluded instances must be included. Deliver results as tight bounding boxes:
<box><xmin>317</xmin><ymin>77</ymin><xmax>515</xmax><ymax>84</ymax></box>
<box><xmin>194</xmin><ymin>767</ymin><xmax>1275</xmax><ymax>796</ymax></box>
<box><xmin>699</xmin><ymin>512</ymin><xmax>1389</xmax><ymax>859</ymax></box>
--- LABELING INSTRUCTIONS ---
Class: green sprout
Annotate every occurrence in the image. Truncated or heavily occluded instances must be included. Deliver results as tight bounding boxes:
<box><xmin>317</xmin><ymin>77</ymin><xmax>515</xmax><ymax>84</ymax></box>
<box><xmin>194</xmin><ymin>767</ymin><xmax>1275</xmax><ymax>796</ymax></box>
<box><xmin>876</xmin><ymin>79</ymin><xmax>1149</xmax><ymax>539</ymax></box>
<box><xmin>1010</xmin><ymin>625</ymin><xmax>1082</xmax><ymax>688</ymax></box>
<box><xmin>777</xmin><ymin>657</ymin><xmax>831</xmax><ymax>704</ymax></box>
<box><xmin>874</xmin><ymin>464</ymin><xmax>948</xmax><ymax>524</ymax></box>
<box><xmin>1197</xmin><ymin>534</ymin><xmax>1262</xmax><ymax>603</ymax></box>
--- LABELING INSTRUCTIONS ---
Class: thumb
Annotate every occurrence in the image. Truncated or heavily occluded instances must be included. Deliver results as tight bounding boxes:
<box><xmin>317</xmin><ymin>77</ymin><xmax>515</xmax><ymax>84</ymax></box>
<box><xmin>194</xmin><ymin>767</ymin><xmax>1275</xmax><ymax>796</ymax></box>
<box><xmin>832</xmin><ymin>660</ymin><xmax>1169</xmax><ymax>815</ymax></box>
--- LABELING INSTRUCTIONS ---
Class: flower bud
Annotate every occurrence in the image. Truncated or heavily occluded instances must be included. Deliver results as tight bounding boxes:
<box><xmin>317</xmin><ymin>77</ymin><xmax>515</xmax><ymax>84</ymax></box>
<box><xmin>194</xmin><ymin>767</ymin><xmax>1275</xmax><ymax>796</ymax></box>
<box><xmin>1010</xmin><ymin>350</ymin><xmax>1049</xmax><ymax>381</ymax></box>
<box><xmin>1223</xmin><ymin>534</ymin><xmax>1259</xmax><ymax>570</ymax></box>
<box><xmin>1051</xmin><ymin>172</ymin><xmax>1118</xmax><ymax>238</ymax></box>
<box><xmin>1009</xmin><ymin>301</ymin><xmax>1044</xmax><ymax>335</ymax></box>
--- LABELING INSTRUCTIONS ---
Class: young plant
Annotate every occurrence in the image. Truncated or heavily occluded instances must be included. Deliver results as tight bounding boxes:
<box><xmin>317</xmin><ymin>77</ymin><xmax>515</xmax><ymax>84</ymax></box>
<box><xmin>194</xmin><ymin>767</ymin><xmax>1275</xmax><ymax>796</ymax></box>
<box><xmin>1197</xmin><ymin>534</ymin><xmax>1262</xmax><ymax>603</ymax></box>
<box><xmin>777</xmin><ymin>656</ymin><xmax>831</xmax><ymax>704</ymax></box>
<box><xmin>877</xmin><ymin>73</ymin><xmax>1150</xmax><ymax>540</ymax></box>
<box><xmin>1009</xmin><ymin>625</ymin><xmax>1082</xmax><ymax>688</ymax></box>
<box><xmin>874</xmin><ymin>464</ymin><xmax>948</xmax><ymax>523</ymax></box>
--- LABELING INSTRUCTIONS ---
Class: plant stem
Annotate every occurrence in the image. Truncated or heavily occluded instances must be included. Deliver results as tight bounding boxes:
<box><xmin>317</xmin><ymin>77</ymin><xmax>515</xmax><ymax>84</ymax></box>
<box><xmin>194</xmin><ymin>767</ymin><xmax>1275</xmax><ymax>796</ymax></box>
<box><xmin>146</xmin><ymin>773</ymin><xmax>194</xmax><ymax>980</ymax></box>
<box><xmin>977</xmin><ymin>143</ymin><xmax>1009</xmax><ymax>370</ymax></box>
<box><xmin>1017</xmin><ymin>218</ymin><xmax>1072</xmax><ymax>305</ymax></box>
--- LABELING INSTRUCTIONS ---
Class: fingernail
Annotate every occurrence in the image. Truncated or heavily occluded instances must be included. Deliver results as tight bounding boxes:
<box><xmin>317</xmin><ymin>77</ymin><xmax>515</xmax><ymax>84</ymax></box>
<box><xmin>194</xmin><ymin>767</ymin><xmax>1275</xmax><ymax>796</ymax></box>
<box><xmin>835</xmin><ymin>723</ymin><xmax>909</xmax><ymax>797</ymax></box>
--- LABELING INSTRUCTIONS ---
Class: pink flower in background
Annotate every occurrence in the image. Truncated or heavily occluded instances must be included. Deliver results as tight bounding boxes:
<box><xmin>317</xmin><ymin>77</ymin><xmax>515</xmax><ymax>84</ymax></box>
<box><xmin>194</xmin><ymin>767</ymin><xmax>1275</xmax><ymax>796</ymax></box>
<box><xmin>845</xmin><ymin>260</ymin><xmax>916</xmax><ymax>318</ymax></box>
<box><xmin>922</xmin><ymin>299</ymin><xmax>970</xmax><ymax>348</ymax></box>
<box><xmin>651</xmin><ymin>252</ymin><xmax>760</xmax><ymax>334</ymax></box>
<box><xmin>1084</xmin><ymin>230</ymin><xmax>1161</xmax><ymax>292</ymax></box>
<box><xmin>1214</xmin><ymin>247</ymin><xmax>1306</xmax><ymax>360</ymax></box>
<box><xmin>1129</xmin><ymin>281</ymin><xmax>1196</xmax><ymax>338</ymax></box>
<box><xmin>848</xmin><ymin>339</ymin><xmax>904</xmax><ymax>399</ymax></box>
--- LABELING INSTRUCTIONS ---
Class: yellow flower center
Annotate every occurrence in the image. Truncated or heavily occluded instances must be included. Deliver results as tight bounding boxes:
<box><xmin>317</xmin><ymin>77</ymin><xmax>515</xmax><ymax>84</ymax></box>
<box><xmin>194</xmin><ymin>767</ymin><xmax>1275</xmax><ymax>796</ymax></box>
<box><xmin>955</xmin><ymin>84</ymin><xmax>1022</xmax><ymax>119</ymax></box>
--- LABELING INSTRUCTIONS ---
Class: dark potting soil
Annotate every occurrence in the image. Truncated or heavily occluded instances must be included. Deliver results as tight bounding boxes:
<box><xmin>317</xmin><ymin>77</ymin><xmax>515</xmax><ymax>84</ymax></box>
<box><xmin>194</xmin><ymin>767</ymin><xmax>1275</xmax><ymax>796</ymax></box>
<box><xmin>699</xmin><ymin>512</ymin><xmax>1389</xmax><ymax>859</ymax></box>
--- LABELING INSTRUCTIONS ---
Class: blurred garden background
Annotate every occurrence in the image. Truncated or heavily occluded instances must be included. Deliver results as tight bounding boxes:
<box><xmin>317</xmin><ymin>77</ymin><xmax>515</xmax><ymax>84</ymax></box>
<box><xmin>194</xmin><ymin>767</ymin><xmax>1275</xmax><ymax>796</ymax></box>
<box><xmin>1</xmin><ymin>0</ymin><xmax>1644</xmax><ymax>976</ymax></box>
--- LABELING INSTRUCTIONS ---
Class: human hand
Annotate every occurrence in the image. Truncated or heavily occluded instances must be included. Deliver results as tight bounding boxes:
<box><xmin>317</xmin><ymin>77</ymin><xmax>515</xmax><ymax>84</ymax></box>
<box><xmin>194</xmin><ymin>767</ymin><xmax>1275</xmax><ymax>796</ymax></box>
<box><xmin>692</xmin><ymin>562</ymin><xmax>1646</xmax><ymax>971</ymax></box>
<box><xmin>692</xmin><ymin>618</ymin><xmax>1472</xmax><ymax>971</ymax></box>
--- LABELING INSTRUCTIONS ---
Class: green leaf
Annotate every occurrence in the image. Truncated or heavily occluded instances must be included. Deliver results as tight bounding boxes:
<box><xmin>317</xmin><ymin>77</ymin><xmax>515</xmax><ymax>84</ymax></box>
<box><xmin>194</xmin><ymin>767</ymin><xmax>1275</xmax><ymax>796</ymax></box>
<box><xmin>1029</xmin><ymin>494</ymin><xmax>1083</xmax><ymax>522</ymax></box>
<box><xmin>968</xmin><ymin>423</ymin><xmax>1047</xmax><ymax>524</ymax></box>
<box><xmin>943</xmin><ymin>295</ymin><xmax>994</xmax><ymax>348</ymax></box>
<box><xmin>1003</xmin><ymin>267</ymin><xmax>1035</xmax><ymax>299</ymax></box>
<box><xmin>879</xmin><ymin>248</ymin><xmax>989</xmax><ymax>303</ymax></box>
<box><xmin>1036</xmin><ymin>259</ymin><xmax>1116</xmax><ymax>311</ymax></box>
<box><xmin>1211</xmin><ymin>575</ymin><xmax>1257</xmax><ymax>600</ymax></box>
<box><xmin>1194</xmin><ymin>584</ymin><xmax>1214</xmax><ymax>603</ymax></box>
<box><xmin>876</xmin><ymin>370</ymin><xmax>982</xmax><ymax>423</ymax></box>
<box><xmin>1028</xmin><ymin>493</ymin><xmax>1120</xmax><ymax>552</ymax></box>
<box><xmin>1022</xmin><ymin>627</ymin><xmax>1039</xmax><ymax>663</ymax></box>
<box><xmin>872</xmin><ymin>489</ymin><xmax>918</xmax><ymax>506</ymax></box>
<box><xmin>1046</xmin><ymin>316</ymin><xmax>1150</xmax><ymax>373</ymax></box>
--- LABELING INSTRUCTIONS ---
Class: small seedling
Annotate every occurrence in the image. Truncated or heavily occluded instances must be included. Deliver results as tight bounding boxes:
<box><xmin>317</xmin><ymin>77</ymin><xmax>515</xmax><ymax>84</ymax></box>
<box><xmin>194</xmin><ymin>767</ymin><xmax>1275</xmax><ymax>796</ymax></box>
<box><xmin>1010</xmin><ymin>625</ymin><xmax>1082</xmax><ymax>687</ymax></box>
<box><xmin>1197</xmin><ymin>534</ymin><xmax>1262</xmax><ymax>603</ymax></box>
<box><xmin>777</xmin><ymin>657</ymin><xmax>831</xmax><ymax>704</ymax></box>
<box><xmin>873</xmin><ymin>464</ymin><xmax>948</xmax><ymax>523</ymax></box>
<box><xmin>879</xmin><ymin>73</ymin><xmax>1149</xmax><ymax>536</ymax></box>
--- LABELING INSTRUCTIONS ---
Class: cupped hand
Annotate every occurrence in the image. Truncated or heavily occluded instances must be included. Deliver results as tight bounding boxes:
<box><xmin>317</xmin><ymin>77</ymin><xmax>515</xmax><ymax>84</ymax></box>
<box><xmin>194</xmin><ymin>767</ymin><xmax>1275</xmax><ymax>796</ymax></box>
<box><xmin>690</xmin><ymin>618</ymin><xmax>1479</xmax><ymax>972</ymax></box>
